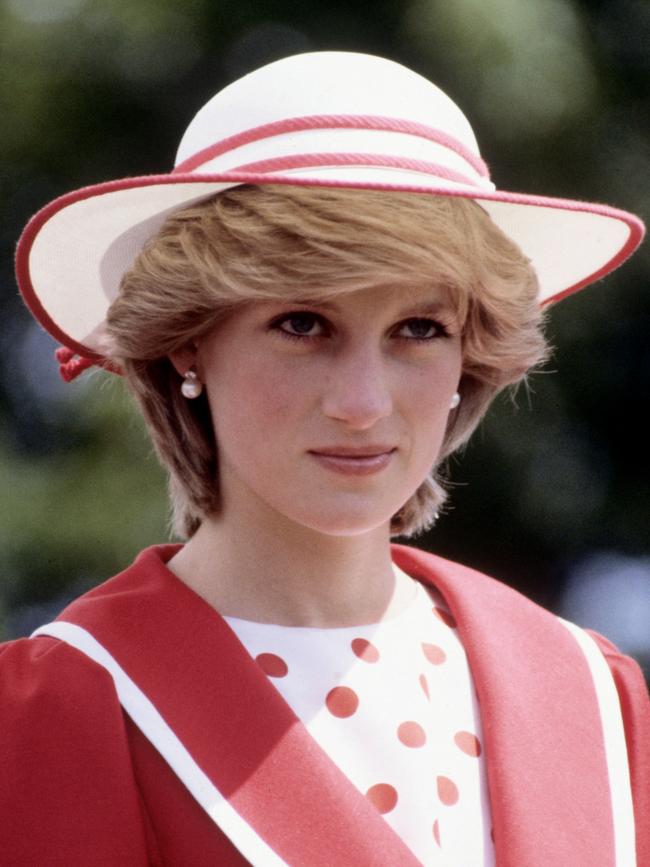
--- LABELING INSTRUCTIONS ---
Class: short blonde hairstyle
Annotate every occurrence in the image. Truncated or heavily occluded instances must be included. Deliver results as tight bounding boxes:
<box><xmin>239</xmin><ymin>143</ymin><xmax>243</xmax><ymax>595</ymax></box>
<box><xmin>106</xmin><ymin>184</ymin><xmax>548</xmax><ymax>538</ymax></box>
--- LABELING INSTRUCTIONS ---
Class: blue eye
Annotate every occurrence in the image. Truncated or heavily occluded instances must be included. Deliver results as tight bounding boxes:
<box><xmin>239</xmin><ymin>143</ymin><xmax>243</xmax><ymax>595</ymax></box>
<box><xmin>273</xmin><ymin>312</ymin><xmax>325</xmax><ymax>340</ymax></box>
<box><xmin>397</xmin><ymin>318</ymin><xmax>448</xmax><ymax>340</ymax></box>
<box><xmin>270</xmin><ymin>312</ymin><xmax>450</xmax><ymax>343</ymax></box>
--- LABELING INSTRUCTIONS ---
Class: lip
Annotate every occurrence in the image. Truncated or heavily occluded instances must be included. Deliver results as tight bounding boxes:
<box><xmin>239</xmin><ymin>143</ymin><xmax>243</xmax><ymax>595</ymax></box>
<box><xmin>309</xmin><ymin>445</ymin><xmax>397</xmax><ymax>457</ymax></box>
<box><xmin>308</xmin><ymin>446</ymin><xmax>396</xmax><ymax>476</ymax></box>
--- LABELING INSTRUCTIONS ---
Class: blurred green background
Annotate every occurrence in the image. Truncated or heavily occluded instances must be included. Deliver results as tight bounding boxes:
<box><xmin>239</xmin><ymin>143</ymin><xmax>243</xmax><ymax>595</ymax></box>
<box><xmin>1</xmin><ymin>0</ymin><xmax>648</xmax><ymax>671</ymax></box>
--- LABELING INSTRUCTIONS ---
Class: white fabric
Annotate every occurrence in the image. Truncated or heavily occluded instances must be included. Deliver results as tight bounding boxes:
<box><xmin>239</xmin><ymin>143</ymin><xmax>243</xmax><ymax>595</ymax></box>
<box><xmin>224</xmin><ymin>573</ymin><xmax>495</xmax><ymax>867</ymax></box>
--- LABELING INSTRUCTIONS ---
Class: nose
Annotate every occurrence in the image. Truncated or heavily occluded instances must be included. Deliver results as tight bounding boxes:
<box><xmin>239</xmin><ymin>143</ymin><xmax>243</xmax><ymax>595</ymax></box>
<box><xmin>321</xmin><ymin>344</ymin><xmax>393</xmax><ymax>430</ymax></box>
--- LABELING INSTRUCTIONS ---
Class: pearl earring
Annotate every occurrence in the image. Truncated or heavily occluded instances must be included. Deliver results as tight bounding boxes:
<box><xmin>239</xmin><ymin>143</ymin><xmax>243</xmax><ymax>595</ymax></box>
<box><xmin>181</xmin><ymin>367</ymin><xmax>203</xmax><ymax>399</ymax></box>
<box><xmin>450</xmin><ymin>392</ymin><xmax>461</xmax><ymax>409</ymax></box>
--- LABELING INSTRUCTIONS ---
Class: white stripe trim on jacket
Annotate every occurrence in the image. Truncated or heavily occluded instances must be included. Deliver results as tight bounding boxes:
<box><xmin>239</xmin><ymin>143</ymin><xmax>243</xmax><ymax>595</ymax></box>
<box><xmin>558</xmin><ymin>618</ymin><xmax>636</xmax><ymax>867</ymax></box>
<box><xmin>32</xmin><ymin>621</ymin><xmax>289</xmax><ymax>867</ymax></box>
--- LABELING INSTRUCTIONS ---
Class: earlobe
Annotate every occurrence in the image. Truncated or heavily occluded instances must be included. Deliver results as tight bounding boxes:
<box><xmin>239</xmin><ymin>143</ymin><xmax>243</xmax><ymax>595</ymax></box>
<box><xmin>168</xmin><ymin>342</ymin><xmax>199</xmax><ymax>377</ymax></box>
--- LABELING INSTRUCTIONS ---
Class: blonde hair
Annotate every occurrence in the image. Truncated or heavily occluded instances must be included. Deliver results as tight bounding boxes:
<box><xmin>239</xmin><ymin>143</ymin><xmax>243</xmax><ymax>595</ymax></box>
<box><xmin>106</xmin><ymin>184</ymin><xmax>548</xmax><ymax>538</ymax></box>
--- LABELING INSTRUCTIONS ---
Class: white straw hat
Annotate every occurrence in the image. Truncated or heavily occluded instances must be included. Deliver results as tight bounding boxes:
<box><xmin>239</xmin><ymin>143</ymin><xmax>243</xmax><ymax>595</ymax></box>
<box><xmin>15</xmin><ymin>50</ymin><xmax>644</xmax><ymax>380</ymax></box>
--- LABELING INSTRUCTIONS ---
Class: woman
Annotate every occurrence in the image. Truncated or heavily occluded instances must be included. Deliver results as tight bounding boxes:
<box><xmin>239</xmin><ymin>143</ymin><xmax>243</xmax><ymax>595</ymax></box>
<box><xmin>3</xmin><ymin>51</ymin><xmax>649</xmax><ymax>866</ymax></box>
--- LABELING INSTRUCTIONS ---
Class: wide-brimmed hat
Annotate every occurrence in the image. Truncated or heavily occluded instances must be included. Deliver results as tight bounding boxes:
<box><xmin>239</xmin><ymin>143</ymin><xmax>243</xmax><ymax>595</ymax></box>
<box><xmin>16</xmin><ymin>50</ymin><xmax>644</xmax><ymax>381</ymax></box>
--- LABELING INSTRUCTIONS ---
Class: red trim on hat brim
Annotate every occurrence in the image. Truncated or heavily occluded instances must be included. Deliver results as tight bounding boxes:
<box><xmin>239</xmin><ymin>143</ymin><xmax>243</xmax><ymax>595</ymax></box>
<box><xmin>16</xmin><ymin>169</ymin><xmax>645</xmax><ymax>367</ymax></box>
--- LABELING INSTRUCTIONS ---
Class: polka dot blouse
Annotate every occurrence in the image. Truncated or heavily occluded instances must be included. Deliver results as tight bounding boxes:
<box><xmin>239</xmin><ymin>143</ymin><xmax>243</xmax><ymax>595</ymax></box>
<box><xmin>224</xmin><ymin>568</ymin><xmax>495</xmax><ymax>866</ymax></box>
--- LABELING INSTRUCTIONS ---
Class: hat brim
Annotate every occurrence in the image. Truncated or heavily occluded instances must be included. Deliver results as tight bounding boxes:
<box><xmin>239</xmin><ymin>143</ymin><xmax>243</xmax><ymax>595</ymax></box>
<box><xmin>16</xmin><ymin>168</ymin><xmax>645</xmax><ymax>361</ymax></box>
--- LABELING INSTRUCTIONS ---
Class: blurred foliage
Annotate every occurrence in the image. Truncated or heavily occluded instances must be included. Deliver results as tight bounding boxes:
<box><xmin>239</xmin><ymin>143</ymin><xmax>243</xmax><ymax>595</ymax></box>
<box><xmin>1</xmin><ymin>0</ymin><xmax>648</xmax><ymax>658</ymax></box>
<box><xmin>0</xmin><ymin>375</ymin><xmax>168</xmax><ymax>601</ymax></box>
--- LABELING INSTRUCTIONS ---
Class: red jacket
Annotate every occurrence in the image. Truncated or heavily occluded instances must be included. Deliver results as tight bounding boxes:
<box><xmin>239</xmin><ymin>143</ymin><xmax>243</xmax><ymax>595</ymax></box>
<box><xmin>1</xmin><ymin>544</ymin><xmax>648</xmax><ymax>866</ymax></box>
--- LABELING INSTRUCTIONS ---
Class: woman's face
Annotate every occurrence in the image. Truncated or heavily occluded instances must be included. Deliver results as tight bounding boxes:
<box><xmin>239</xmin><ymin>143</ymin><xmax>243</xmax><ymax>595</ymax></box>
<box><xmin>184</xmin><ymin>283</ymin><xmax>463</xmax><ymax>537</ymax></box>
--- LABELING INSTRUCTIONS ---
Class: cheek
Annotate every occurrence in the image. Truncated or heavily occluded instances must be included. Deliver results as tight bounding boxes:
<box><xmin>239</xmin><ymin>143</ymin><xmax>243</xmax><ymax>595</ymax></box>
<box><xmin>405</xmin><ymin>362</ymin><xmax>460</xmax><ymax>448</ymax></box>
<box><xmin>207</xmin><ymin>355</ymin><xmax>304</xmax><ymax>446</ymax></box>
<box><xmin>409</xmin><ymin>355</ymin><xmax>459</xmax><ymax>406</ymax></box>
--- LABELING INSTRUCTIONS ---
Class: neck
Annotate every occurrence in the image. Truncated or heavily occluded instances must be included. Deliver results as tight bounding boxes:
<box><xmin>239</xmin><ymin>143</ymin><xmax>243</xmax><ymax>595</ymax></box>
<box><xmin>166</xmin><ymin>501</ymin><xmax>416</xmax><ymax>628</ymax></box>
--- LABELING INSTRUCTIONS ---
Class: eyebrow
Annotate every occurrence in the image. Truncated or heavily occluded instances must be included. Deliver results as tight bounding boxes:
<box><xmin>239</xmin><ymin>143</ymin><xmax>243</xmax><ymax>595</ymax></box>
<box><xmin>284</xmin><ymin>297</ymin><xmax>458</xmax><ymax>319</ymax></box>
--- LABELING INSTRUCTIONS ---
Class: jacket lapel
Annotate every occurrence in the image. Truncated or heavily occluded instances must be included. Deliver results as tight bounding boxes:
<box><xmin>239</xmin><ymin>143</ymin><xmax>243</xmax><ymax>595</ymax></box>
<box><xmin>391</xmin><ymin>544</ymin><xmax>617</xmax><ymax>867</ymax></box>
<box><xmin>50</xmin><ymin>545</ymin><xmax>422</xmax><ymax>867</ymax></box>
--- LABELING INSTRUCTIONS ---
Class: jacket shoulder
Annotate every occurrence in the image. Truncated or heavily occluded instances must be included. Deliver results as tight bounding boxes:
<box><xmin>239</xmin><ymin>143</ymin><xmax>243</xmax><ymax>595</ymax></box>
<box><xmin>1</xmin><ymin>633</ymin><xmax>118</xmax><ymax>706</ymax></box>
<box><xmin>391</xmin><ymin>542</ymin><xmax>548</xmax><ymax>614</ymax></box>
<box><xmin>0</xmin><ymin>636</ymin><xmax>151</xmax><ymax>865</ymax></box>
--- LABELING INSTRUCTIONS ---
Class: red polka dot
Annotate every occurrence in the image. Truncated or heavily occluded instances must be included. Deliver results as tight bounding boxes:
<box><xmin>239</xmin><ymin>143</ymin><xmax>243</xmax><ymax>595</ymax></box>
<box><xmin>397</xmin><ymin>721</ymin><xmax>427</xmax><ymax>747</ymax></box>
<box><xmin>437</xmin><ymin>775</ymin><xmax>459</xmax><ymax>806</ymax></box>
<box><xmin>351</xmin><ymin>638</ymin><xmax>380</xmax><ymax>663</ymax></box>
<box><xmin>422</xmin><ymin>642</ymin><xmax>447</xmax><ymax>665</ymax></box>
<box><xmin>434</xmin><ymin>606</ymin><xmax>457</xmax><ymax>628</ymax></box>
<box><xmin>256</xmin><ymin>653</ymin><xmax>288</xmax><ymax>677</ymax></box>
<box><xmin>454</xmin><ymin>731</ymin><xmax>482</xmax><ymax>757</ymax></box>
<box><xmin>366</xmin><ymin>783</ymin><xmax>398</xmax><ymax>814</ymax></box>
<box><xmin>419</xmin><ymin>673</ymin><xmax>430</xmax><ymax>700</ymax></box>
<box><xmin>326</xmin><ymin>686</ymin><xmax>359</xmax><ymax>718</ymax></box>
<box><xmin>432</xmin><ymin>819</ymin><xmax>441</xmax><ymax>847</ymax></box>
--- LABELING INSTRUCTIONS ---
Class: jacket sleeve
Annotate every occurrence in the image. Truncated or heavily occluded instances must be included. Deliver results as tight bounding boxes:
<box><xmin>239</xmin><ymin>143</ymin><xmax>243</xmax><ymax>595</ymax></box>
<box><xmin>586</xmin><ymin>630</ymin><xmax>650</xmax><ymax>867</ymax></box>
<box><xmin>0</xmin><ymin>635</ymin><xmax>155</xmax><ymax>866</ymax></box>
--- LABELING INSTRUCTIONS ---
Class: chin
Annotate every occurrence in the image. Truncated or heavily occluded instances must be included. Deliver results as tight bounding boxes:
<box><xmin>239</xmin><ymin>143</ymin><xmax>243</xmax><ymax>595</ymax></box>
<box><xmin>292</xmin><ymin>506</ymin><xmax>396</xmax><ymax>538</ymax></box>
